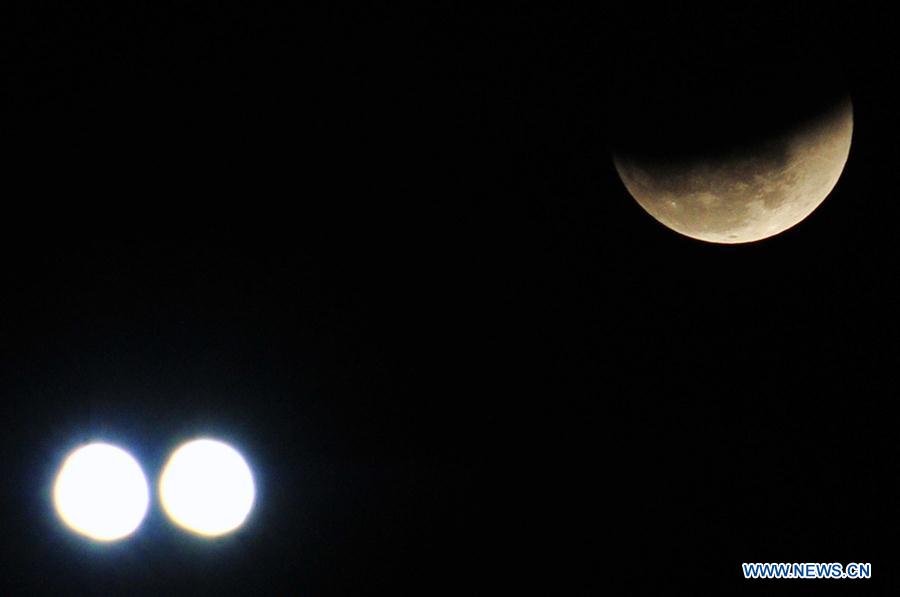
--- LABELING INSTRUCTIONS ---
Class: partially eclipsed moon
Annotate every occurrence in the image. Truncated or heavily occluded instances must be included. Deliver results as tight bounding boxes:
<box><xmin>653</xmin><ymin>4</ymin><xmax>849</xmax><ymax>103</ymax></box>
<box><xmin>613</xmin><ymin>97</ymin><xmax>853</xmax><ymax>243</ymax></box>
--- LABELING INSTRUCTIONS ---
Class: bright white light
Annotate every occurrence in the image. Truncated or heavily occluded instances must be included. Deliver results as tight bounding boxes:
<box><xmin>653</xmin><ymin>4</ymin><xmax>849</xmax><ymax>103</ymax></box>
<box><xmin>53</xmin><ymin>443</ymin><xmax>150</xmax><ymax>542</ymax></box>
<box><xmin>159</xmin><ymin>438</ymin><xmax>255</xmax><ymax>537</ymax></box>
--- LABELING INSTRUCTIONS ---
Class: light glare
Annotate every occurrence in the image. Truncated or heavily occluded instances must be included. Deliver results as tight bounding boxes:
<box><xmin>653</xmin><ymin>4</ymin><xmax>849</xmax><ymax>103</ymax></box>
<box><xmin>53</xmin><ymin>442</ymin><xmax>150</xmax><ymax>542</ymax></box>
<box><xmin>159</xmin><ymin>438</ymin><xmax>255</xmax><ymax>537</ymax></box>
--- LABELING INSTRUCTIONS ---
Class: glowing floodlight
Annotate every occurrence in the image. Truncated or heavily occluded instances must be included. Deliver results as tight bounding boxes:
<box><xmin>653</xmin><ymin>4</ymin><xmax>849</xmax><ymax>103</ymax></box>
<box><xmin>53</xmin><ymin>442</ymin><xmax>150</xmax><ymax>542</ymax></box>
<box><xmin>159</xmin><ymin>438</ymin><xmax>255</xmax><ymax>537</ymax></box>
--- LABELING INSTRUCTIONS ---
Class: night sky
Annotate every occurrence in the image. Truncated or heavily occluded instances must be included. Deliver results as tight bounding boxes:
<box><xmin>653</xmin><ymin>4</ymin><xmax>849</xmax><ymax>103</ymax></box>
<box><xmin>2</xmin><ymin>3</ymin><xmax>898</xmax><ymax>595</ymax></box>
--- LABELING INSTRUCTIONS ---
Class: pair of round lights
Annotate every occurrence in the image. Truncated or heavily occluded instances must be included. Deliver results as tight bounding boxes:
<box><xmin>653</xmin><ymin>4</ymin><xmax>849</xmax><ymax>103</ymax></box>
<box><xmin>53</xmin><ymin>439</ymin><xmax>255</xmax><ymax>542</ymax></box>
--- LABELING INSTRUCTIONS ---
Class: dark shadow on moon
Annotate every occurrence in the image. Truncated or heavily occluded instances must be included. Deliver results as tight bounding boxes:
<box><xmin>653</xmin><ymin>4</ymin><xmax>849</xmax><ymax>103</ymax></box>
<box><xmin>607</xmin><ymin>4</ymin><xmax>850</xmax><ymax>164</ymax></box>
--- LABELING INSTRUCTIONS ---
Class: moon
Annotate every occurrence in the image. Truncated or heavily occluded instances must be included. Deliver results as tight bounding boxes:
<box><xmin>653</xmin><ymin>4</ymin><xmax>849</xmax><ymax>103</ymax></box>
<box><xmin>613</xmin><ymin>97</ymin><xmax>853</xmax><ymax>243</ymax></box>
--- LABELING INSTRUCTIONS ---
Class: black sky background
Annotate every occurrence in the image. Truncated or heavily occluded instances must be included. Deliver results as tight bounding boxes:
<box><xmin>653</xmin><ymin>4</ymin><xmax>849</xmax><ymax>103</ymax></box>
<box><xmin>1</xmin><ymin>3</ymin><xmax>899</xmax><ymax>595</ymax></box>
